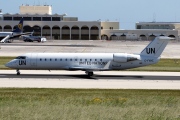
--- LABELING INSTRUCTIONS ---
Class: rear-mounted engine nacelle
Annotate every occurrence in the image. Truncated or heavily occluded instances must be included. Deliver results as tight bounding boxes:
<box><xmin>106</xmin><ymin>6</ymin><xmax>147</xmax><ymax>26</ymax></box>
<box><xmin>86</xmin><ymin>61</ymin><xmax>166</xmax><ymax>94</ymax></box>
<box><xmin>113</xmin><ymin>53</ymin><xmax>139</xmax><ymax>63</ymax></box>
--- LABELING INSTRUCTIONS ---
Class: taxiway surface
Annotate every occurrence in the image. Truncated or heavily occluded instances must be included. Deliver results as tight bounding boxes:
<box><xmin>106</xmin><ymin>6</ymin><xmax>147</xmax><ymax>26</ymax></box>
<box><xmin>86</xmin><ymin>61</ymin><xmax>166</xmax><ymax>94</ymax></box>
<box><xmin>1</xmin><ymin>40</ymin><xmax>180</xmax><ymax>58</ymax></box>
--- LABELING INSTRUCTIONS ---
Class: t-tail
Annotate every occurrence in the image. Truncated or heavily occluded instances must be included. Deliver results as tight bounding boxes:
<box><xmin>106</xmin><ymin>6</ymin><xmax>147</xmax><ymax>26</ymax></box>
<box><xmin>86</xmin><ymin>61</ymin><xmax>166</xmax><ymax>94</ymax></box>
<box><xmin>140</xmin><ymin>36</ymin><xmax>173</xmax><ymax>58</ymax></box>
<box><xmin>12</xmin><ymin>18</ymin><xmax>23</xmax><ymax>33</ymax></box>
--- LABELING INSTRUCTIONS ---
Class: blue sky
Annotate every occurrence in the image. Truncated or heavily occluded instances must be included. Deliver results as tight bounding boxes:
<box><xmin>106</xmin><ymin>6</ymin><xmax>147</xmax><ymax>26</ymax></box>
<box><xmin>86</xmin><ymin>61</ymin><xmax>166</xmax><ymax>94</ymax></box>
<box><xmin>1</xmin><ymin>0</ymin><xmax>180</xmax><ymax>29</ymax></box>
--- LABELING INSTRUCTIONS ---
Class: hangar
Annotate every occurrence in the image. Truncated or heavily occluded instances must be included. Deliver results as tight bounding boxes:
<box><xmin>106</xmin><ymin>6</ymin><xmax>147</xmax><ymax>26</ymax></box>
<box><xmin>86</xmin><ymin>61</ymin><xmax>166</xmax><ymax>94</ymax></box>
<box><xmin>0</xmin><ymin>5</ymin><xmax>179</xmax><ymax>40</ymax></box>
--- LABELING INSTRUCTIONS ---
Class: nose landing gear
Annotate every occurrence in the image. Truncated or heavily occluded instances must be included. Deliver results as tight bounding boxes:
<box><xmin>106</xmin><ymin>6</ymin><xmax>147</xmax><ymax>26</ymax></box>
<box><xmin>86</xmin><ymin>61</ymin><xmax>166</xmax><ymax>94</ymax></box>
<box><xmin>16</xmin><ymin>69</ymin><xmax>20</xmax><ymax>75</ymax></box>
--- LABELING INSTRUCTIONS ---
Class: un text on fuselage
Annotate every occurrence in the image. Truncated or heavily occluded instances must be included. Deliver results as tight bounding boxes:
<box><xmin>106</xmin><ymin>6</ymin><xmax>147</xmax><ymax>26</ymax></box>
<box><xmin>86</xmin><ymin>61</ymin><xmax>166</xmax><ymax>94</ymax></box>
<box><xmin>19</xmin><ymin>60</ymin><xmax>26</xmax><ymax>65</ymax></box>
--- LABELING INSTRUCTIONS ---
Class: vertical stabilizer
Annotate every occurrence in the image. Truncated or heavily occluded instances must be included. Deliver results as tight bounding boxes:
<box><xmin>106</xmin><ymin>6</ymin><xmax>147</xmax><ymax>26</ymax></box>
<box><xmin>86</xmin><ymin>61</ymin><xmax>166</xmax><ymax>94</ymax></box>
<box><xmin>140</xmin><ymin>36</ymin><xmax>172</xmax><ymax>57</ymax></box>
<box><xmin>12</xmin><ymin>18</ymin><xmax>23</xmax><ymax>33</ymax></box>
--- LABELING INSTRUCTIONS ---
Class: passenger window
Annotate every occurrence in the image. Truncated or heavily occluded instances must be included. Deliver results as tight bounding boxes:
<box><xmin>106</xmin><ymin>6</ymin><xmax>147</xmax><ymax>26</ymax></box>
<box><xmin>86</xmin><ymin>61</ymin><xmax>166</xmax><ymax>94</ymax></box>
<box><xmin>85</xmin><ymin>59</ymin><xmax>87</xmax><ymax>61</ymax></box>
<box><xmin>75</xmin><ymin>59</ymin><xmax>77</xmax><ymax>61</ymax></box>
<box><xmin>70</xmin><ymin>59</ymin><xmax>72</xmax><ymax>61</ymax></box>
<box><xmin>55</xmin><ymin>59</ymin><xmax>57</xmax><ymax>61</ymax></box>
<box><xmin>60</xmin><ymin>59</ymin><xmax>62</xmax><ymax>61</ymax></box>
<box><xmin>50</xmin><ymin>59</ymin><xmax>52</xmax><ymax>61</ymax></box>
<box><xmin>65</xmin><ymin>59</ymin><xmax>67</xmax><ymax>61</ymax></box>
<box><xmin>100</xmin><ymin>59</ymin><xmax>102</xmax><ymax>61</ymax></box>
<box><xmin>45</xmin><ymin>59</ymin><xmax>46</xmax><ymax>61</ymax></box>
<box><xmin>95</xmin><ymin>59</ymin><xmax>97</xmax><ymax>61</ymax></box>
<box><xmin>40</xmin><ymin>58</ymin><xmax>42</xmax><ymax>61</ymax></box>
<box><xmin>80</xmin><ymin>59</ymin><xmax>82</xmax><ymax>61</ymax></box>
<box><xmin>90</xmin><ymin>59</ymin><xmax>92</xmax><ymax>61</ymax></box>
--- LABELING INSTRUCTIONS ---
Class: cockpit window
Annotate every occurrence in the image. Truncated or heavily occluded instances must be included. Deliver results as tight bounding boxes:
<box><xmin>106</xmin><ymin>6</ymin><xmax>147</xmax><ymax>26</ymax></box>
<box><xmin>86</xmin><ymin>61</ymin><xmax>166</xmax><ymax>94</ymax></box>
<box><xmin>16</xmin><ymin>56</ymin><xmax>26</xmax><ymax>59</ymax></box>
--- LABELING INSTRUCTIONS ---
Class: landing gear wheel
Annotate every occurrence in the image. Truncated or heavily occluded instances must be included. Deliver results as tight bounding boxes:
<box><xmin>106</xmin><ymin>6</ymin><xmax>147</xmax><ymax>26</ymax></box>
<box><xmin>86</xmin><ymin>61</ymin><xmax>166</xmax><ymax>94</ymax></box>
<box><xmin>16</xmin><ymin>69</ymin><xmax>20</xmax><ymax>75</ymax></box>
<box><xmin>86</xmin><ymin>71</ymin><xmax>94</xmax><ymax>77</ymax></box>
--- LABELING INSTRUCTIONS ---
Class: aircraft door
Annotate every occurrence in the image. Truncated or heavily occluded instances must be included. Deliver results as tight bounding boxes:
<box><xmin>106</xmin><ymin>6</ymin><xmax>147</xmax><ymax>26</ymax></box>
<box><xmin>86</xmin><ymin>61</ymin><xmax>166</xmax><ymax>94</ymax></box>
<box><xmin>30</xmin><ymin>53</ymin><xmax>37</xmax><ymax>66</ymax></box>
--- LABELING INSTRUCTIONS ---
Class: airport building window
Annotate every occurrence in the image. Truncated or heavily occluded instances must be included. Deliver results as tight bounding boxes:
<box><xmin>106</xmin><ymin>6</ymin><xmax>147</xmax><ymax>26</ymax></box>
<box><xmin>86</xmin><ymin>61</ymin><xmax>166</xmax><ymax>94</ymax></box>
<box><xmin>24</xmin><ymin>17</ymin><xmax>32</xmax><ymax>21</ymax></box>
<box><xmin>33</xmin><ymin>17</ymin><xmax>41</xmax><ymax>21</ymax></box>
<box><xmin>4</xmin><ymin>17</ymin><xmax>12</xmax><ymax>20</ymax></box>
<box><xmin>52</xmin><ymin>17</ymin><xmax>61</xmax><ymax>21</ymax></box>
<box><xmin>42</xmin><ymin>17</ymin><xmax>51</xmax><ymax>21</ymax></box>
<box><xmin>137</xmin><ymin>25</ymin><xmax>141</xmax><ymax>29</ymax></box>
<box><xmin>13</xmin><ymin>17</ymin><xmax>22</xmax><ymax>21</ymax></box>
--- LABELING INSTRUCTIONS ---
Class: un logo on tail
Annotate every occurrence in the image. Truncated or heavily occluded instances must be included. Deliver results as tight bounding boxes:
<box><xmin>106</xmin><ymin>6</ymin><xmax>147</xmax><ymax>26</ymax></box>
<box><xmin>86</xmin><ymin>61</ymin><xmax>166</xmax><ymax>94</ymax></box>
<box><xmin>146</xmin><ymin>48</ymin><xmax>155</xmax><ymax>54</ymax></box>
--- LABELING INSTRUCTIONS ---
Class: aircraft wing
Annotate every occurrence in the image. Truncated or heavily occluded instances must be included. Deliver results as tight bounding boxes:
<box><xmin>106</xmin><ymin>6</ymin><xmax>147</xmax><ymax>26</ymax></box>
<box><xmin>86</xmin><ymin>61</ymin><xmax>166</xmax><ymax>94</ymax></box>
<box><xmin>11</xmin><ymin>32</ymin><xmax>32</xmax><ymax>39</ymax></box>
<box><xmin>69</xmin><ymin>67</ymin><xmax>106</xmax><ymax>71</ymax></box>
<box><xmin>69</xmin><ymin>61</ymin><xmax>112</xmax><ymax>71</ymax></box>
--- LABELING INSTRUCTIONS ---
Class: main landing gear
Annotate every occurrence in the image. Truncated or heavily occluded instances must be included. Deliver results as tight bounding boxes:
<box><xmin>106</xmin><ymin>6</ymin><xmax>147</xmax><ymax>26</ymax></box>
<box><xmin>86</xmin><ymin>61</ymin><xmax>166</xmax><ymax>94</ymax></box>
<box><xmin>85</xmin><ymin>71</ymin><xmax>94</xmax><ymax>77</ymax></box>
<box><xmin>16</xmin><ymin>69</ymin><xmax>20</xmax><ymax>75</ymax></box>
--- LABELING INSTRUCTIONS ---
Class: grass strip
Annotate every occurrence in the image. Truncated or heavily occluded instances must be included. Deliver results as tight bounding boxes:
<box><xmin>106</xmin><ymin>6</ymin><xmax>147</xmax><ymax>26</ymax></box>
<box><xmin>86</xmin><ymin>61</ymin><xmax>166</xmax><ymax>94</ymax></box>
<box><xmin>129</xmin><ymin>59</ymin><xmax>180</xmax><ymax>72</ymax></box>
<box><xmin>0</xmin><ymin>57</ymin><xmax>15</xmax><ymax>70</ymax></box>
<box><xmin>0</xmin><ymin>88</ymin><xmax>179</xmax><ymax>120</ymax></box>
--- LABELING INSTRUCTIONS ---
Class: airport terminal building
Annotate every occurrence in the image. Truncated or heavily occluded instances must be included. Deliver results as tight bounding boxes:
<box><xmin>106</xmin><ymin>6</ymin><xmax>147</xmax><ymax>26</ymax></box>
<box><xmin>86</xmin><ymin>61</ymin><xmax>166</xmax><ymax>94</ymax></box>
<box><xmin>0</xmin><ymin>5</ymin><xmax>179</xmax><ymax>40</ymax></box>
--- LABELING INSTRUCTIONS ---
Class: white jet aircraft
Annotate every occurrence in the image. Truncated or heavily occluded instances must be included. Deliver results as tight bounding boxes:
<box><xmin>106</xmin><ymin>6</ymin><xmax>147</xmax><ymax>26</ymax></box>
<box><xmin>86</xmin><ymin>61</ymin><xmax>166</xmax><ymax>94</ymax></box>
<box><xmin>5</xmin><ymin>36</ymin><xmax>172</xmax><ymax>76</ymax></box>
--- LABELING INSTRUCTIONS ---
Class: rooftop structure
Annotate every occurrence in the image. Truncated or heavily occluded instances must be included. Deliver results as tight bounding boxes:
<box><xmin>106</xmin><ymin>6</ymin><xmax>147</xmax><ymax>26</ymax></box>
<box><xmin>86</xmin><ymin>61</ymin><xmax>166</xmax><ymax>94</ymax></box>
<box><xmin>20</xmin><ymin>5</ymin><xmax>52</xmax><ymax>15</ymax></box>
<box><xmin>136</xmin><ymin>22</ymin><xmax>180</xmax><ymax>30</ymax></box>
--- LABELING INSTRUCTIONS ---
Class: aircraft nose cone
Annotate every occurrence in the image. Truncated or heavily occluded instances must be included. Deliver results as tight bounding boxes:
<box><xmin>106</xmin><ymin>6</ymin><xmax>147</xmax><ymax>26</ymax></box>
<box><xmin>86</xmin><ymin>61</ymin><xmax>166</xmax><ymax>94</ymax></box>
<box><xmin>5</xmin><ymin>62</ymin><xmax>11</xmax><ymax>68</ymax></box>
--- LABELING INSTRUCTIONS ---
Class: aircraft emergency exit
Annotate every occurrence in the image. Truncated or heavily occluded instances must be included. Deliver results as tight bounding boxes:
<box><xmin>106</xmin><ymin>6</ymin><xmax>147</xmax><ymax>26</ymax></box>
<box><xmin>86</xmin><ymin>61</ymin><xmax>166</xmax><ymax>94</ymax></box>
<box><xmin>5</xmin><ymin>36</ymin><xmax>172</xmax><ymax>76</ymax></box>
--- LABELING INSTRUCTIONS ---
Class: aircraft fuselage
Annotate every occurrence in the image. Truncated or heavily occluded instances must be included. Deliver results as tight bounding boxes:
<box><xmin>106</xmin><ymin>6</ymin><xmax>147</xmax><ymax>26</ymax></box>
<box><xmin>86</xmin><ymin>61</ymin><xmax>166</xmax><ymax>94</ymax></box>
<box><xmin>6</xmin><ymin>53</ymin><xmax>159</xmax><ymax>71</ymax></box>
